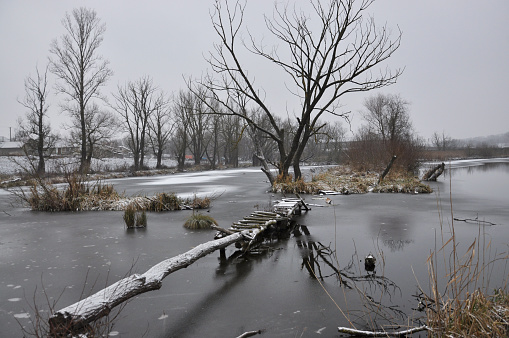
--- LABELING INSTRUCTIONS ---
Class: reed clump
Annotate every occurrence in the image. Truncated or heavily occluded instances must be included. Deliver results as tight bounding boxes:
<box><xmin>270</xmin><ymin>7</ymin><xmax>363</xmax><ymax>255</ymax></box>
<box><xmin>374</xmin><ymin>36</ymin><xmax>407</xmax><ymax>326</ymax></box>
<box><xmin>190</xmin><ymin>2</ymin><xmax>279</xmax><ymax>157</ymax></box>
<box><xmin>123</xmin><ymin>204</ymin><xmax>137</xmax><ymax>228</ymax></box>
<box><xmin>14</xmin><ymin>171</ymin><xmax>212</xmax><ymax>212</ymax></box>
<box><xmin>148</xmin><ymin>192</ymin><xmax>182</xmax><ymax>211</ymax></box>
<box><xmin>422</xmin><ymin>218</ymin><xmax>509</xmax><ymax>337</ymax></box>
<box><xmin>183</xmin><ymin>213</ymin><xmax>218</xmax><ymax>230</ymax></box>
<box><xmin>20</xmin><ymin>172</ymin><xmax>121</xmax><ymax>212</ymax></box>
<box><xmin>123</xmin><ymin>204</ymin><xmax>147</xmax><ymax>229</ymax></box>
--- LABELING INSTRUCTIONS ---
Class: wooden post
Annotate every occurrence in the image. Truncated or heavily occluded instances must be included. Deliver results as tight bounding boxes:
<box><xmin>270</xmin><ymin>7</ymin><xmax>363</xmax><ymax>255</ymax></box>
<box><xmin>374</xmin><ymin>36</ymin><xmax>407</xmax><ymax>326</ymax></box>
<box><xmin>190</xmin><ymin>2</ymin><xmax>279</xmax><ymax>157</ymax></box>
<box><xmin>378</xmin><ymin>155</ymin><xmax>397</xmax><ymax>183</ymax></box>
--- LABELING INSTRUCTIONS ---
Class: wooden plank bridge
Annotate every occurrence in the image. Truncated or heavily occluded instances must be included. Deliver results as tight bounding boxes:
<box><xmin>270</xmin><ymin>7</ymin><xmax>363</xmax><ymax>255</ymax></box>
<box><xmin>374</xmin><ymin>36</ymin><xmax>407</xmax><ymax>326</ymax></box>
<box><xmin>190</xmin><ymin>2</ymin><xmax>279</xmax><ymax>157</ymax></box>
<box><xmin>49</xmin><ymin>196</ymin><xmax>309</xmax><ymax>335</ymax></box>
<box><xmin>214</xmin><ymin>196</ymin><xmax>309</xmax><ymax>253</ymax></box>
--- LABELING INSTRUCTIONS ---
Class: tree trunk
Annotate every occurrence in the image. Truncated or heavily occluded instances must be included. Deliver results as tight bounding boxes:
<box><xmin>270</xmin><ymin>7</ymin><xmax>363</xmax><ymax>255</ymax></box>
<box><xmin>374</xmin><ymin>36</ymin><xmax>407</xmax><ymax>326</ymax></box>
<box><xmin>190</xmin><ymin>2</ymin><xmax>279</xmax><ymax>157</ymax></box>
<box><xmin>156</xmin><ymin>148</ymin><xmax>163</xmax><ymax>169</ymax></box>
<box><xmin>422</xmin><ymin>162</ymin><xmax>445</xmax><ymax>181</ymax></box>
<box><xmin>378</xmin><ymin>155</ymin><xmax>397</xmax><ymax>183</ymax></box>
<box><xmin>49</xmin><ymin>232</ymin><xmax>244</xmax><ymax>336</ymax></box>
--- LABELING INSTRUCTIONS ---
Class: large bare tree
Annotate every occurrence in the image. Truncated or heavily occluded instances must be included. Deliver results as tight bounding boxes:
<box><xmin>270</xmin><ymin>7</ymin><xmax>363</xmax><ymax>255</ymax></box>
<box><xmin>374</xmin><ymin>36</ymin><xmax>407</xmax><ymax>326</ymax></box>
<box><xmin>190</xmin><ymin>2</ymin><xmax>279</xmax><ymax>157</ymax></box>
<box><xmin>196</xmin><ymin>0</ymin><xmax>402</xmax><ymax>181</ymax></box>
<box><xmin>17</xmin><ymin>64</ymin><xmax>58</xmax><ymax>175</ymax></box>
<box><xmin>49</xmin><ymin>7</ymin><xmax>113</xmax><ymax>172</ymax></box>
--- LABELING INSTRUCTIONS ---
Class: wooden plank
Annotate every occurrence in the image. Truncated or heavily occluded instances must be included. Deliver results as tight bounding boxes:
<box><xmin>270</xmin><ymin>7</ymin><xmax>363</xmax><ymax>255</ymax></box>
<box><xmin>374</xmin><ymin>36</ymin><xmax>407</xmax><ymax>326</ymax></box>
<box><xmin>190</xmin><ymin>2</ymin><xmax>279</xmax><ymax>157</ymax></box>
<box><xmin>252</xmin><ymin>211</ymin><xmax>278</xmax><ymax>217</ymax></box>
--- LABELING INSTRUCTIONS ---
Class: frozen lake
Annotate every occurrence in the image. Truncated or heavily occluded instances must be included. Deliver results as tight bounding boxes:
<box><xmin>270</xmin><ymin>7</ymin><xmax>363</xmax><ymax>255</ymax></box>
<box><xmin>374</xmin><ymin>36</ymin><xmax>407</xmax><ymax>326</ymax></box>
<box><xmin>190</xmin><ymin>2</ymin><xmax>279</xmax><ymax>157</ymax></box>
<box><xmin>1</xmin><ymin>160</ymin><xmax>508</xmax><ymax>337</ymax></box>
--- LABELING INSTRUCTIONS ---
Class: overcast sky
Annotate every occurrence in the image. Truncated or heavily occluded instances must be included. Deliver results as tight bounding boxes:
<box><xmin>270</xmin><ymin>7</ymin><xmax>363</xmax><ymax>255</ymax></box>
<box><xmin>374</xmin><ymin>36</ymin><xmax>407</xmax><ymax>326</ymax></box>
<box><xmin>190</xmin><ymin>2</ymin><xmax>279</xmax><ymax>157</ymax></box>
<box><xmin>1</xmin><ymin>0</ymin><xmax>508</xmax><ymax>142</ymax></box>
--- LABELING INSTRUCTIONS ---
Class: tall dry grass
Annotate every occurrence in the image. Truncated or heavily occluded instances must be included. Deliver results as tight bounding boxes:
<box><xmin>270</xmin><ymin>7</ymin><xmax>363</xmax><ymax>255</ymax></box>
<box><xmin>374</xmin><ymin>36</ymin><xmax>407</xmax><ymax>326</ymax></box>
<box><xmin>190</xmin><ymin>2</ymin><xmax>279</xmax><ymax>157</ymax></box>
<box><xmin>421</xmin><ymin>190</ymin><xmax>509</xmax><ymax>336</ymax></box>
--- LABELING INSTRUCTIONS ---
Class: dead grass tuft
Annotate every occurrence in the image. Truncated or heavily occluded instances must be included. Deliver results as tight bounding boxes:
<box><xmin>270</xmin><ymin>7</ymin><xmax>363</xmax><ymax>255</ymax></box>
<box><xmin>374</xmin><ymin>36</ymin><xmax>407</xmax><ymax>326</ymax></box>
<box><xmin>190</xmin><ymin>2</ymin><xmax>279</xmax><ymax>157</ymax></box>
<box><xmin>272</xmin><ymin>166</ymin><xmax>431</xmax><ymax>194</ymax></box>
<box><xmin>183</xmin><ymin>213</ymin><xmax>218</xmax><ymax>230</ymax></box>
<box><xmin>421</xmin><ymin>206</ymin><xmax>509</xmax><ymax>336</ymax></box>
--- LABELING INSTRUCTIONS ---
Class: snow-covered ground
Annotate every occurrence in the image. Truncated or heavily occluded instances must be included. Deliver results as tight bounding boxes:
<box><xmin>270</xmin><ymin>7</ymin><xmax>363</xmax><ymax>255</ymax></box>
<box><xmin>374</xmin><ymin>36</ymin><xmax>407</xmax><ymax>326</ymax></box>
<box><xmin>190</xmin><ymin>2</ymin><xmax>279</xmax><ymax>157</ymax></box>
<box><xmin>0</xmin><ymin>156</ymin><xmax>178</xmax><ymax>176</ymax></box>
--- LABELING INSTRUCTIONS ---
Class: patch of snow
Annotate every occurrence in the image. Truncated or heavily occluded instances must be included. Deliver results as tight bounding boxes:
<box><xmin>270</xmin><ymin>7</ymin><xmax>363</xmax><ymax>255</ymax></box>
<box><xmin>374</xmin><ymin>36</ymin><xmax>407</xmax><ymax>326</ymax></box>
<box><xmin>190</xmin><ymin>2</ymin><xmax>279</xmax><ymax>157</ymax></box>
<box><xmin>158</xmin><ymin>314</ymin><xmax>168</xmax><ymax>320</ymax></box>
<box><xmin>13</xmin><ymin>313</ymin><xmax>30</xmax><ymax>319</ymax></box>
<box><xmin>8</xmin><ymin>298</ymin><xmax>21</xmax><ymax>302</ymax></box>
<box><xmin>108</xmin><ymin>331</ymin><xmax>119</xmax><ymax>336</ymax></box>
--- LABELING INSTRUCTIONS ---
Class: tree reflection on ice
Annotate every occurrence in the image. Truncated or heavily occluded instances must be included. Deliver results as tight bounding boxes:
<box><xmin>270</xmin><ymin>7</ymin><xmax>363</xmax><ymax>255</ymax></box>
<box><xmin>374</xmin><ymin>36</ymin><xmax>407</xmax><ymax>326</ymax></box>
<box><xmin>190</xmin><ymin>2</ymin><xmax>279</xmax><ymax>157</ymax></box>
<box><xmin>295</xmin><ymin>225</ymin><xmax>423</xmax><ymax>331</ymax></box>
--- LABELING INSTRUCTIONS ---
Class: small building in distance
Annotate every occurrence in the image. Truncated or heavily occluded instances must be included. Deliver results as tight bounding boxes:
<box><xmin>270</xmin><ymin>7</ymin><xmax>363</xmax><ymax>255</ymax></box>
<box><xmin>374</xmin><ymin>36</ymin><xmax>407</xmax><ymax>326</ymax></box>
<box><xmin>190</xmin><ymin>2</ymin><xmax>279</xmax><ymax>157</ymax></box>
<box><xmin>0</xmin><ymin>141</ymin><xmax>24</xmax><ymax>156</ymax></box>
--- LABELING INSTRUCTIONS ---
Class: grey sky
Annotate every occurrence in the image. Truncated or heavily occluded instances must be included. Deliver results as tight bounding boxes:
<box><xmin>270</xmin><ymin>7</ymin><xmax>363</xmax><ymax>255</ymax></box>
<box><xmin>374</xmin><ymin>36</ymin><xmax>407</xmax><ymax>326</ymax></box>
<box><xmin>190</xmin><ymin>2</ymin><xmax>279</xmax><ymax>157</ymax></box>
<box><xmin>1</xmin><ymin>0</ymin><xmax>508</xmax><ymax>142</ymax></box>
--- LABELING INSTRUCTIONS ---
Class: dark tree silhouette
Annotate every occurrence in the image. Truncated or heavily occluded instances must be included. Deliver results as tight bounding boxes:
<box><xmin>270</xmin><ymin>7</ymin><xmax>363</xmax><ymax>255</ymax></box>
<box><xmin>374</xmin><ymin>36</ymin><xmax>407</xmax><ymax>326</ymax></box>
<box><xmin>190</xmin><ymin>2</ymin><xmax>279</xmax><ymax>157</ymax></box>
<box><xmin>49</xmin><ymin>7</ymin><xmax>112</xmax><ymax>172</ymax></box>
<box><xmin>195</xmin><ymin>0</ymin><xmax>402</xmax><ymax>181</ymax></box>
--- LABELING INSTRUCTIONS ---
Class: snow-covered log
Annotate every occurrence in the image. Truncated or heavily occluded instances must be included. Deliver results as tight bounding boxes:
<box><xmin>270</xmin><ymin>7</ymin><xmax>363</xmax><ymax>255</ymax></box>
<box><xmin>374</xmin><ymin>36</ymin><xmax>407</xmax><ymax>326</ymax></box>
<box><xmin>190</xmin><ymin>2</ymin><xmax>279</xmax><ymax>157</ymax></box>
<box><xmin>49</xmin><ymin>232</ymin><xmax>244</xmax><ymax>335</ymax></box>
<box><xmin>337</xmin><ymin>325</ymin><xmax>429</xmax><ymax>336</ymax></box>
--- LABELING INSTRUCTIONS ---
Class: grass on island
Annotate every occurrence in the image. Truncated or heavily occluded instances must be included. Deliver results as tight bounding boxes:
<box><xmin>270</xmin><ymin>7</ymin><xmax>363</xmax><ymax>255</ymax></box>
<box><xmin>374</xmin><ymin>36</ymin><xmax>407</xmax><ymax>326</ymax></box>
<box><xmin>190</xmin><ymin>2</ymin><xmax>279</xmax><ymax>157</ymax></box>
<box><xmin>272</xmin><ymin>166</ymin><xmax>432</xmax><ymax>195</ymax></box>
<box><xmin>13</xmin><ymin>172</ymin><xmax>211</xmax><ymax>212</ymax></box>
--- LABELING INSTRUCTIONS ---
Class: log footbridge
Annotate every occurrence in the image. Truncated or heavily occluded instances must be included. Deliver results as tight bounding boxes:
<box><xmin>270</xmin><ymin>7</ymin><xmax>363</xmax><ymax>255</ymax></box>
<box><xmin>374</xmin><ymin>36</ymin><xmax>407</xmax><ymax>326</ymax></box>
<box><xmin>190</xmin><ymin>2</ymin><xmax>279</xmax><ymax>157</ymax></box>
<box><xmin>49</xmin><ymin>197</ymin><xmax>309</xmax><ymax>335</ymax></box>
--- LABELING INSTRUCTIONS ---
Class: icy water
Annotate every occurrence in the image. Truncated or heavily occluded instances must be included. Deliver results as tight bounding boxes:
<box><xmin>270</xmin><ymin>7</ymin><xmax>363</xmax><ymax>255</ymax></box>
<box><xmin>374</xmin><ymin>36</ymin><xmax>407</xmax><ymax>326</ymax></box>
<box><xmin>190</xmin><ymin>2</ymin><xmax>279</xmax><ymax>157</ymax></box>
<box><xmin>1</xmin><ymin>159</ymin><xmax>508</xmax><ymax>337</ymax></box>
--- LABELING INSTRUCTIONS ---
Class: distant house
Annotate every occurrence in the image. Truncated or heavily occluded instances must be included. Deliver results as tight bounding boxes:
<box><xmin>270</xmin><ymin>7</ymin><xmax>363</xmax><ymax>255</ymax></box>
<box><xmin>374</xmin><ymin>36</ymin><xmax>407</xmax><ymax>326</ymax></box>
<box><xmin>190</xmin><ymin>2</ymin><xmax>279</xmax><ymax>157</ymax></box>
<box><xmin>51</xmin><ymin>140</ymin><xmax>78</xmax><ymax>157</ymax></box>
<box><xmin>0</xmin><ymin>141</ymin><xmax>24</xmax><ymax>156</ymax></box>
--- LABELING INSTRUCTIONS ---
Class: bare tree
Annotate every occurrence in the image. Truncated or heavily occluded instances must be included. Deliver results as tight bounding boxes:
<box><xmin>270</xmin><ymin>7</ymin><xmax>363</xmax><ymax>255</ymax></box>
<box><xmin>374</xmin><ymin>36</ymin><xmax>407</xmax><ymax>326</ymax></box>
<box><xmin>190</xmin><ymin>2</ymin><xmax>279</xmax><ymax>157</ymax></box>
<box><xmin>49</xmin><ymin>7</ymin><xmax>113</xmax><ymax>172</ymax></box>
<box><xmin>68</xmin><ymin>103</ymin><xmax>119</xmax><ymax>164</ymax></box>
<box><xmin>147</xmin><ymin>93</ymin><xmax>173</xmax><ymax>169</ymax></box>
<box><xmin>195</xmin><ymin>0</ymin><xmax>401</xmax><ymax>181</ymax></box>
<box><xmin>301</xmin><ymin>120</ymin><xmax>346</xmax><ymax>164</ymax></box>
<box><xmin>430</xmin><ymin>131</ymin><xmax>453</xmax><ymax>151</ymax></box>
<box><xmin>17</xmin><ymin>64</ymin><xmax>58</xmax><ymax>175</ymax></box>
<box><xmin>324</xmin><ymin>121</ymin><xmax>347</xmax><ymax>163</ymax></box>
<box><xmin>112</xmin><ymin>77</ymin><xmax>163</xmax><ymax>171</ymax></box>
<box><xmin>171</xmin><ymin>90</ymin><xmax>193</xmax><ymax>171</ymax></box>
<box><xmin>205</xmin><ymin>113</ymin><xmax>222</xmax><ymax>169</ymax></box>
<box><xmin>362</xmin><ymin>93</ymin><xmax>411</xmax><ymax>144</ymax></box>
<box><xmin>186</xmin><ymin>89</ymin><xmax>212</xmax><ymax>166</ymax></box>
<box><xmin>220</xmin><ymin>114</ymin><xmax>242</xmax><ymax>167</ymax></box>
<box><xmin>353</xmin><ymin>93</ymin><xmax>422</xmax><ymax>172</ymax></box>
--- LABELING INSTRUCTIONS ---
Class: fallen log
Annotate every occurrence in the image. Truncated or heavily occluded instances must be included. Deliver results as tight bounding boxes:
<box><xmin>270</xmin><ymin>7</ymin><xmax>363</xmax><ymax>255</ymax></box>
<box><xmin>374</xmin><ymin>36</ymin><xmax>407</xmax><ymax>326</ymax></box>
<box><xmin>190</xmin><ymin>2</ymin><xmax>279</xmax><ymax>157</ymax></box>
<box><xmin>378</xmin><ymin>155</ymin><xmax>397</xmax><ymax>184</ymax></box>
<box><xmin>338</xmin><ymin>325</ymin><xmax>429</xmax><ymax>336</ymax></box>
<box><xmin>49</xmin><ymin>232</ymin><xmax>244</xmax><ymax>336</ymax></box>
<box><xmin>423</xmin><ymin>162</ymin><xmax>445</xmax><ymax>181</ymax></box>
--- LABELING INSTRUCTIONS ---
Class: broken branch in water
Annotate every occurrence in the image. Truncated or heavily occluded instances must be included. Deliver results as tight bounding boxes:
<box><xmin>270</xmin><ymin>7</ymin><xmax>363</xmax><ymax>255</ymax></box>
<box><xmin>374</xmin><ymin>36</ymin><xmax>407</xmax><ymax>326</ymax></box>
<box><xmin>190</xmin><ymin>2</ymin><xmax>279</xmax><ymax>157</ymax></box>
<box><xmin>337</xmin><ymin>325</ymin><xmax>429</xmax><ymax>336</ymax></box>
<box><xmin>422</xmin><ymin>162</ymin><xmax>445</xmax><ymax>181</ymax></box>
<box><xmin>453</xmin><ymin>217</ymin><xmax>496</xmax><ymax>226</ymax></box>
